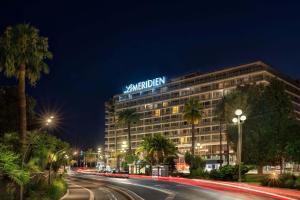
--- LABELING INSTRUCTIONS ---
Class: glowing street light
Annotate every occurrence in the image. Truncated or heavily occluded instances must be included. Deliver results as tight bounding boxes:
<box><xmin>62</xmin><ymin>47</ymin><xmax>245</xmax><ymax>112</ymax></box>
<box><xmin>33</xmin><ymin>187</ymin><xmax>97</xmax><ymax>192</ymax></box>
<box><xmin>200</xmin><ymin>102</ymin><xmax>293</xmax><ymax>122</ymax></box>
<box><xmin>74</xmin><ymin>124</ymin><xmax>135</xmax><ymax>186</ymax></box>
<box><xmin>232</xmin><ymin>109</ymin><xmax>246</xmax><ymax>182</ymax></box>
<box><xmin>234</xmin><ymin>109</ymin><xmax>243</xmax><ymax>116</ymax></box>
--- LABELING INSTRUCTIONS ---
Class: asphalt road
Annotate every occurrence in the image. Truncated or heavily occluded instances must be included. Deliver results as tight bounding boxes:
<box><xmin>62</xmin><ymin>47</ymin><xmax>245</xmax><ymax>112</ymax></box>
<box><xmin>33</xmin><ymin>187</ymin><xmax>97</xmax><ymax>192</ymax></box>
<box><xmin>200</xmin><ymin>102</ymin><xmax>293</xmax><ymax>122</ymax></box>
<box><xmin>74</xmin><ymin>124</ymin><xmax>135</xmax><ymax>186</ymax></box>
<box><xmin>62</xmin><ymin>173</ymin><xmax>274</xmax><ymax>200</ymax></box>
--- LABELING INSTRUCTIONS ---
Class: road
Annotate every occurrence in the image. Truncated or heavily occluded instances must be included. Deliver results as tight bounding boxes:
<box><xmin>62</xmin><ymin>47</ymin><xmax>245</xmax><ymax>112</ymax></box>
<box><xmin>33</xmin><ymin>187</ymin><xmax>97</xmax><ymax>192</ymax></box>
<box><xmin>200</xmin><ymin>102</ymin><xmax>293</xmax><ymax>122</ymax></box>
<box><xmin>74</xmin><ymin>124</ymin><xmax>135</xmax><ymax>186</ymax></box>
<box><xmin>61</xmin><ymin>173</ymin><xmax>275</xmax><ymax>200</ymax></box>
<box><xmin>63</xmin><ymin>174</ymin><xmax>276</xmax><ymax>200</ymax></box>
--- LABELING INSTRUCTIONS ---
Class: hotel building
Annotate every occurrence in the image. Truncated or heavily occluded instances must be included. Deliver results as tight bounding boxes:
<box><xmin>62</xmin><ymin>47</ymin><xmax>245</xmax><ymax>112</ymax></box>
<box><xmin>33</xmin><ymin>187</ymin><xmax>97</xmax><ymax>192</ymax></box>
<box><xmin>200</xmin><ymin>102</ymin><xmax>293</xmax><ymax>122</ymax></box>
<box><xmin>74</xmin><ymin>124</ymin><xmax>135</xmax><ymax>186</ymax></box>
<box><xmin>104</xmin><ymin>61</ymin><xmax>300</xmax><ymax>166</ymax></box>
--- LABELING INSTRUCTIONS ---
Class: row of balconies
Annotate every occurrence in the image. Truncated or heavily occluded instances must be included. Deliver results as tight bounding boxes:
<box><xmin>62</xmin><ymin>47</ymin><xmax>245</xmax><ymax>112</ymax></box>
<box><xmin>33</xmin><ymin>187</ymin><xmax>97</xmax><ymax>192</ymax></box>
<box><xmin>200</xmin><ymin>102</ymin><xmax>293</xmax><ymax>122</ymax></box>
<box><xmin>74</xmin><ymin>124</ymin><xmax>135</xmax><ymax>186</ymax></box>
<box><xmin>106</xmin><ymin>119</ymin><xmax>221</xmax><ymax>132</ymax></box>
<box><xmin>116</xmin><ymin>70</ymin><xmax>266</xmax><ymax>106</ymax></box>
<box><xmin>105</xmin><ymin>137</ymin><xmax>228</xmax><ymax>149</ymax></box>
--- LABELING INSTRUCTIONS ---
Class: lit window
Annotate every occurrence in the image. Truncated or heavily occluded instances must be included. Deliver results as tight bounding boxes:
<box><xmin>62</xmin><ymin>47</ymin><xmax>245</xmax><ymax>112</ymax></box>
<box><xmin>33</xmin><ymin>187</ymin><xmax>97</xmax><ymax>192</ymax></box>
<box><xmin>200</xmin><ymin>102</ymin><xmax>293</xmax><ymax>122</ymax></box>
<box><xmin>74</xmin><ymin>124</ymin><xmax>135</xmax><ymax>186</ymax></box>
<box><xmin>193</xmin><ymin>119</ymin><xmax>199</xmax><ymax>125</ymax></box>
<box><xmin>155</xmin><ymin>109</ymin><xmax>160</xmax><ymax>117</ymax></box>
<box><xmin>144</xmin><ymin>104</ymin><xmax>153</xmax><ymax>109</ymax></box>
<box><xmin>163</xmin><ymin>101</ymin><xmax>168</xmax><ymax>107</ymax></box>
<box><xmin>172</xmin><ymin>106</ymin><xmax>179</xmax><ymax>114</ymax></box>
<box><xmin>180</xmin><ymin>136</ymin><xmax>187</xmax><ymax>144</ymax></box>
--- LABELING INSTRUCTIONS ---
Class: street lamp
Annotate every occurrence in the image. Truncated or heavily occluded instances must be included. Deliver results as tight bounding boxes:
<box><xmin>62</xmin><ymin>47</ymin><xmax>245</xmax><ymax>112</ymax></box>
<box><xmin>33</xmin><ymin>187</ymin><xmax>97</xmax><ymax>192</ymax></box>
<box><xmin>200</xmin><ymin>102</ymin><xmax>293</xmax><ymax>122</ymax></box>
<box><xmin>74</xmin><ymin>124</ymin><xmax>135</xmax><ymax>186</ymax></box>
<box><xmin>232</xmin><ymin>109</ymin><xmax>246</xmax><ymax>182</ymax></box>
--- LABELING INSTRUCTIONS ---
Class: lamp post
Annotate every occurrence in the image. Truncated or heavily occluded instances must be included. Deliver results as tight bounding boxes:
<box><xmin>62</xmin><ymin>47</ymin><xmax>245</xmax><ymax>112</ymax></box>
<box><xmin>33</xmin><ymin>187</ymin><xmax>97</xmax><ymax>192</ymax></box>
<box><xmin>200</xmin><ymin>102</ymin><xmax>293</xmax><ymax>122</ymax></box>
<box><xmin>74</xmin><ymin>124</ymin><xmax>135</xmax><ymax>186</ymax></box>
<box><xmin>232</xmin><ymin>109</ymin><xmax>246</xmax><ymax>182</ymax></box>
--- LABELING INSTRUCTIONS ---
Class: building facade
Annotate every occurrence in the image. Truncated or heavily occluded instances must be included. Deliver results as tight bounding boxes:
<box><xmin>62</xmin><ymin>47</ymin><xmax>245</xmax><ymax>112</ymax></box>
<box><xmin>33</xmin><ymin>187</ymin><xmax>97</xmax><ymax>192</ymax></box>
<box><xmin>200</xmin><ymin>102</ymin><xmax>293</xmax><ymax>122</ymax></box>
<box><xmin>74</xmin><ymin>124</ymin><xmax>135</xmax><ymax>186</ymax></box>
<box><xmin>104</xmin><ymin>61</ymin><xmax>300</xmax><ymax>167</ymax></box>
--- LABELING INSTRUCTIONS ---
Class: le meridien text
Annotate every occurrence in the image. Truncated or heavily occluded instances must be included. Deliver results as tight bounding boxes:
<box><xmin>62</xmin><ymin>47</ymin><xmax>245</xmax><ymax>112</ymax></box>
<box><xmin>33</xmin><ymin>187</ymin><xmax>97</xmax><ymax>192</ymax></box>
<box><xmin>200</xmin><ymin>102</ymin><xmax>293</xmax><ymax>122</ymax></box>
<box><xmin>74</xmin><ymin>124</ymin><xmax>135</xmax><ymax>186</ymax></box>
<box><xmin>124</xmin><ymin>77</ymin><xmax>166</xmax><ymax>94</ymax></box>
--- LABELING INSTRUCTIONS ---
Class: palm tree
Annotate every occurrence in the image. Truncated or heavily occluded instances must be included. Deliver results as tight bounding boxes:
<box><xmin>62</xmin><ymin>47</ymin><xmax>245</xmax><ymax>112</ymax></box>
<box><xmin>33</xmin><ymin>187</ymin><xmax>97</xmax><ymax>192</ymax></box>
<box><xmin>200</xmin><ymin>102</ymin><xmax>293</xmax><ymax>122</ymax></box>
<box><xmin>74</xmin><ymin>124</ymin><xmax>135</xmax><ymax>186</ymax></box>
<box><xmin>107</xmin><ymin>99</ymin><xmax>118</xmax><ymax>168</ymax></box>
<box><xmin>183</xmin><ymin>98</ymin><xmax>203</xmax><ymax>156</ymax></box>
<box><xmin>118</xmin><ymin>109</ymin><xmax>140</xmax><ymax>153</ymax></box>
<box><xmin>0</xmin><ymin>24</ymin><xmax>52</xmax><ymax>147</ymax></box>
<box><xmin>0</xmin><ymin>144</ymin><xmax>30</xmax><ymax>186</ymax></box>
<box><xmin>216</xmin><ymin>95</ymin><xmax>227</xmax><ymax>165</ymax></box>
<box><xmin>136</xmin><ymin>134</ymin><xmax>176</xmax><ymax>165</ymax></box>
<box><xmin>85</xmin><ymin>149</ymin><xmax>96</xmax><ymax>167</ymax></box>
<box><xmin>215</xmin><ymin>86</ymin><xmax>250</xmax><ymax>165</ymax></box>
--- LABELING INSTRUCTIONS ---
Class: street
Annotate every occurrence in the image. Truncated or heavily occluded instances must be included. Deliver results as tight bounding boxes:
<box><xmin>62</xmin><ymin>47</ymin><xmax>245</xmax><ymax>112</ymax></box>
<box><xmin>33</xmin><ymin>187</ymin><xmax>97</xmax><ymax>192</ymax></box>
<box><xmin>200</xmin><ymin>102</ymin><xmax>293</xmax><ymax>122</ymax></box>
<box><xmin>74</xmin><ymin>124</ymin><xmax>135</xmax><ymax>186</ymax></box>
<box><xmin>62</xmin><ymin>173</ymin><xmax>274</xmax><ymax>200</ymax></box>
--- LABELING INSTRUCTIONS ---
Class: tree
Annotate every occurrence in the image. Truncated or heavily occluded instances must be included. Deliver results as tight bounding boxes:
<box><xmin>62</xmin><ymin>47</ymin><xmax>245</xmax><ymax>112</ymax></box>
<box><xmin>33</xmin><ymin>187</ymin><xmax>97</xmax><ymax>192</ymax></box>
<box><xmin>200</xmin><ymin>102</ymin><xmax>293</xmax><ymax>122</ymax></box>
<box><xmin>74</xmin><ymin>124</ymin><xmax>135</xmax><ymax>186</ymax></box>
<box><xmin>262</xmin><ymin>79</ymin><xmax>294</xmax><ymax>173</ymax></box>
<box><xmin>217</xmin><ymin>79</ymin><xmax>299</xmax><ymax>174</ymax></box>
<box><xmin>0</xmin><ymin>144</ymin><xmax>29</xmax><ymax>186</ymax></box>
<box><xmin>118</xmin><ymin>108</ymin><xmax>140</xmax><ymax>153</ymax></box>
<box><xmin>85</xmin><ymin>149</ymin><xmax>96</xmax><ymax>167</ymax></box>
<box><xmin>0</xmin><ymin>86</ymin><xmax>36</xmax><ymax>136</ymax></box>
<box><xmin>107</xmin><ymin>99</ymin><xmax>118</xmax><ymax>168</ymax></box>
<box><xmin>184</xmin><ymin>151</ymin><xmax>205</xmax><ymax>172</ymax></box>
<box><xmin>136</xmin><ymin>134</ymin><xmax>177</xmax><ymax>165</ymax></box>
<box><xmin>0</xmin><ymin>24</ymin><xmax>52</xmax><ymax>147</ymax></box>
<box><xmin>183</xmin><ymin>98</ymin><xmax>203</xmax><ymax>155</ymax></box>
<box><xmin>216</xmin><ymin>84</ymin><xmax>261</xmax><ymax>165</ymax></box>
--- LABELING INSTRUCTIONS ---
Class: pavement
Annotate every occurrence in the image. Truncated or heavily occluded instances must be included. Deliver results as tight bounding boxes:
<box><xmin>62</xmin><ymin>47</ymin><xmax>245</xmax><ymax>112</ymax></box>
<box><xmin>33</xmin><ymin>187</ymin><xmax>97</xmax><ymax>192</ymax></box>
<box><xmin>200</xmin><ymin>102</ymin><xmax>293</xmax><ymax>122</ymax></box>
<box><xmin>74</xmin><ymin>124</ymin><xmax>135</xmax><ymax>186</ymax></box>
<box><xmin>61</xmin><ymin>172</ymin><xmax>281</xmax><ymax>200</ymax></box>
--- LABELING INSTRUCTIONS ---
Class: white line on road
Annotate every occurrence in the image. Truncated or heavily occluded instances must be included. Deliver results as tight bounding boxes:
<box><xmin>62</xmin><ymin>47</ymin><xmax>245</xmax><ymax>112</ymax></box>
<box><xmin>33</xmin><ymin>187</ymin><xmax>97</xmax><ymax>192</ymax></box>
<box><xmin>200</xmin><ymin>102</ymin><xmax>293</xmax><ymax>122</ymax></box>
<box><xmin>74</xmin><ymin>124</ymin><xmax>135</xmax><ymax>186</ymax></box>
<box><xmin>111</xmin><ymin>179</ymin><xmax>176</xmax><ymax>200</ymax></box>
<box><xmin>106</xmin><ymin>184</ymin><xmax>144</xmax><ymax>200</ymax></box>
<box><xmin>97</xmin><ymin>187</ymin><xmax>118</xmax><ymax>200</ymax></box>
<box><xmin>62</xmin><ymin>182</ymin><xmax>94</xmax><ymax>200</ymax></box>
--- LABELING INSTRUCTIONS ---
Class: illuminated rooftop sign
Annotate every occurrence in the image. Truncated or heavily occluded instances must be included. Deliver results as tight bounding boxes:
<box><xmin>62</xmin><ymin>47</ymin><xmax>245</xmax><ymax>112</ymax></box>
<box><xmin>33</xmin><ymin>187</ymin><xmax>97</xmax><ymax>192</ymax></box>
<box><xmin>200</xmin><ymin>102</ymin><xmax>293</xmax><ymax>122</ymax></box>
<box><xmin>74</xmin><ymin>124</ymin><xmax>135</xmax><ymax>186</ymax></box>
<box><xmin>124</xmin><ymin>76</ymin><xmax>166</xmax><ymax>94</ymax></box>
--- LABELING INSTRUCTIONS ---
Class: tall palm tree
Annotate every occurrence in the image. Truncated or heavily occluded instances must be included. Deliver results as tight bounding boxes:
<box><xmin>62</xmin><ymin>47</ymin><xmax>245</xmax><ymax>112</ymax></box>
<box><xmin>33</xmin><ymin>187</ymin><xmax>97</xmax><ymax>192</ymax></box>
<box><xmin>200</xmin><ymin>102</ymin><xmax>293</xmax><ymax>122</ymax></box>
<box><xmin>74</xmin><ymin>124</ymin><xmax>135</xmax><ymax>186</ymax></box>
<box><xmin>216</xmin><ymin>95</ymin><xmax>227</xmax><ymax>165</ymax></box>
<box><xmin>85</xmin><ymin>149</ymin><xmax>96</xmax><ymax>167</ymax></box>
<box><xmin>136</xmin><ymin>134</ymin><xmax>176</xmax><ymax>165</ymax></box>
<box><xmin>107</xmin><ymin>99</ymin><xmax>118</xmax><ymax>168</ymax></box>
<box><xmin>183</xmin><ymin>98</ymin><xmax>203</xmax><ymax>156</ymax></box>
<box><xmin>0</xmin><ymin>24</ymin><xmax>52</xmax><ymax>146</ymax></box>
<box><xmin>118</xmin><ymin>108</ymin><xmax>140</xmax><ymax>153</ymax></box>
<box><xmin>215</xmin><ymin>86</ymin><xmax>250</xmax><ymax>165</ymax></box>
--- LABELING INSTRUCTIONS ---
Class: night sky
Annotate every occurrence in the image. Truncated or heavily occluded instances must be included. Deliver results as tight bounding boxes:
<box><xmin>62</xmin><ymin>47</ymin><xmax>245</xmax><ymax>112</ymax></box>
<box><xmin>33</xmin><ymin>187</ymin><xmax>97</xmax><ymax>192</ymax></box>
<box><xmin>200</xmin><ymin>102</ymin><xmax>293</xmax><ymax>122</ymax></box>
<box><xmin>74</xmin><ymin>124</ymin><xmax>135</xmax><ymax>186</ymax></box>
<box><xmin>1</xmin><ymin>1</ymin><xmax>300</xmax><ymax>148</ymax></box>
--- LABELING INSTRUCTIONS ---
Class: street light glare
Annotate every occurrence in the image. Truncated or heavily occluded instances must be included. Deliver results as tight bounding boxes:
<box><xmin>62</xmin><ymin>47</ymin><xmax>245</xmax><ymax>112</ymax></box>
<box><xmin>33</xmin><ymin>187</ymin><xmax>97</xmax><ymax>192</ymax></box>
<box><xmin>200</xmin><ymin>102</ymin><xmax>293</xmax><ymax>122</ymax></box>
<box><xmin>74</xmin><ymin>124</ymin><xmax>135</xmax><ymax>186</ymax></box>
<box><xmin>232</xmin><ymin>117</ymin><xmax>238</xmax><ymax>123</ymax></box>
<box><xmin>241</xmin><ymin>115</ymin><xmax>247</xmax><ymax>121</ymax></box>
<box><xmin>235</xmin><ymin>109</ymin><xmax>243</xmax><ymax>116</ymax></box>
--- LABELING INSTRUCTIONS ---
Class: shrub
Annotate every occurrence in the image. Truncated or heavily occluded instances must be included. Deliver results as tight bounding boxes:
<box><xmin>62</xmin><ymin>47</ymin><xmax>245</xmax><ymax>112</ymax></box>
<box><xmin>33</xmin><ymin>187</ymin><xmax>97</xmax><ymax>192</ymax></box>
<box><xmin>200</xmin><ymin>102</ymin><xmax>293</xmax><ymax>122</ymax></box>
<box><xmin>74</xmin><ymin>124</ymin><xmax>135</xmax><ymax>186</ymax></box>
<box><xmin>184</xmin><ymin>152</ymin><xmax>206</xmax><ymax>171</ymax></box>
<box><xmin>190</xmin><ymin>167</ymin><xmax>209</xmax><ymax>179</ymax></box>
<box><xmin>261</xmin><ymin>173</ymin><xmax>298</xmax><ymax>189</ymax></box>
<box><xmin>209</xmin><ymin>164</ymin><xmax>251</xmax><ymax>181</ymax></box>
<box><xmin>295</xmin><ymin>178</ymin><xmax>300</xmax><ymax>190</ymax></box>
<box><xmin>209</xmin><ymin>169</ymin><xmax>220</xmax><ymax>180</ymax></box>
<box><xmin>48</xmin><ymin>178</ymin><xmax>67</xmax><ymax>200</ymax></box>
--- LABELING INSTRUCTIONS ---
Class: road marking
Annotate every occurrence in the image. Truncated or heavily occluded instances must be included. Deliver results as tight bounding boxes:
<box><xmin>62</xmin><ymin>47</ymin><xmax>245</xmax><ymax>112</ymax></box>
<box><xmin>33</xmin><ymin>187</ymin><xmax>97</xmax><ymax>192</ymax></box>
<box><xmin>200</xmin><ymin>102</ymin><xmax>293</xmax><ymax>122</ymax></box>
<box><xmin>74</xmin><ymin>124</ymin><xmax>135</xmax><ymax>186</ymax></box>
<box><xmin>106</xmin><ymin>184</ymin><xmax>144</xmax><ymax>200</ymax></box>
<box><xmin>113</xmin><ymin>180</ymin><xmax>176</xmax><ymax>200</ymax></box>
<box><xmin>69</xmin><ymin>175</ymin><xmax>143</xmax><ymax>200</ymax></box>
<box><xmin>63</xmin><ymin>182</ymin><xmax>94</xmax><ymax>200</ymax></box>
<box><xmin>97</xmin><ymin>187</ymin><xmax>118</xmax><ymax>200</ymax></box>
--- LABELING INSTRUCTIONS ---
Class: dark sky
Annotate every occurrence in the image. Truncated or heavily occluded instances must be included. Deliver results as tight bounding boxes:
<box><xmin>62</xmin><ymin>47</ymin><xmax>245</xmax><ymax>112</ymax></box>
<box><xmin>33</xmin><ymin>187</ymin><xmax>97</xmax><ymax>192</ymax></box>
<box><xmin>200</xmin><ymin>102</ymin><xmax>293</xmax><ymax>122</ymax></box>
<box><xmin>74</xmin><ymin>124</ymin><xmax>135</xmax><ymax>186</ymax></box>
<box><xmin>1</xmin><ymin>1</ymin><xmax>300</xmax><ymax>148</ymax></box>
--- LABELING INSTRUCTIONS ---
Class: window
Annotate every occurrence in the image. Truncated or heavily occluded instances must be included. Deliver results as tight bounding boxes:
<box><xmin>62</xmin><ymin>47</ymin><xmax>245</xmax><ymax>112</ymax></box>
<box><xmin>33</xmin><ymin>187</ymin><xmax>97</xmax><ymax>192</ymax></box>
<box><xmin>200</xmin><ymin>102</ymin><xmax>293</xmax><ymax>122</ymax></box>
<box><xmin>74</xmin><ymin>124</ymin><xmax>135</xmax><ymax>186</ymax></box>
<box><xmin>172</xmin><ymin>106</ymin><xmax>179</xmax><ymax>114</ymax></box>
<box><xmin>144</xmin><ymin>104</ymin><xmax>153</xmax><ymax>109</ymax></box>
<box><xmin>163</xmin><ymin>101</ymin><xmax>168</xmax><ymax>107</ymax></box>
<box><xmin>180</xmin><ymin>136</ymin><xmax>188</xmax><ymax>144</ymax></box>
<box><xmin>155</xmin><ymin>109</ymin><xmax>160</xmax><ymax>117</ymax></box>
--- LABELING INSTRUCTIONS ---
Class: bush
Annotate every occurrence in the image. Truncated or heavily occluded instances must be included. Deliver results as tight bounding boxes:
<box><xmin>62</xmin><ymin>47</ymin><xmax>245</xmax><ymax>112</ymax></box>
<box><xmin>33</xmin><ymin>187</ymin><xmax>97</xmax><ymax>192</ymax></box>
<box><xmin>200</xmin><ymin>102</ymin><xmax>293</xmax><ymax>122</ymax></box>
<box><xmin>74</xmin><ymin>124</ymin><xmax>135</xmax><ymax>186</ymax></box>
<box><xmin>190</xmin><ymin>167</ymin><xmax>209</xmax><ymax>179</ymax></box>
<box><xmin>209</xmin><ymin>165</ymin><xmax>251</xmax><ymax>181</ymax></box>
<box><xmin>184</xmin><ymin>152</ymin><xmax>206</xmax><ymax>171</ymax></box>
<box><xmin>295</xmin><ymin>178</ymin><xmax>300</xmax><ymax>190</ymax></box>
<box><xmin>48</xmin><ymin>178</ymin><xmax>67</xmax><ymax>200</ymax></box>
<box><xmin>261</xmin><ymin>173</ymin><xmax>298</xmax><ymax>189</ymax></box>
<box><xmin>209</xmin><ymin>169</ymin><xmax>220</xmax><ymax>180</ymax></box>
